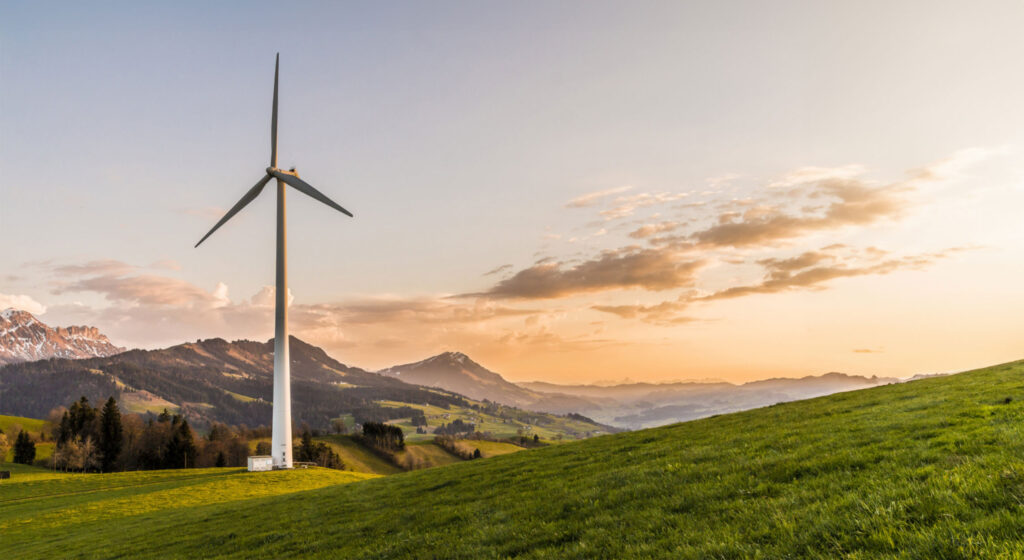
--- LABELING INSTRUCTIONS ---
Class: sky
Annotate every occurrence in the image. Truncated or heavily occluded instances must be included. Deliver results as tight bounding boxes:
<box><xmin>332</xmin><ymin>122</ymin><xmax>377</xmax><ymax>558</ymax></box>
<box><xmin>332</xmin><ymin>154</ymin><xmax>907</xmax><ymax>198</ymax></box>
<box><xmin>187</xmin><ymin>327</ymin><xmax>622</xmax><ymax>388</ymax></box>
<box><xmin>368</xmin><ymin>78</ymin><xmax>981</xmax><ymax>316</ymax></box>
<box><xmin>2</xmin><ymin>1</ymin><xmax>1024</xmax><ymax>384</ymax></box>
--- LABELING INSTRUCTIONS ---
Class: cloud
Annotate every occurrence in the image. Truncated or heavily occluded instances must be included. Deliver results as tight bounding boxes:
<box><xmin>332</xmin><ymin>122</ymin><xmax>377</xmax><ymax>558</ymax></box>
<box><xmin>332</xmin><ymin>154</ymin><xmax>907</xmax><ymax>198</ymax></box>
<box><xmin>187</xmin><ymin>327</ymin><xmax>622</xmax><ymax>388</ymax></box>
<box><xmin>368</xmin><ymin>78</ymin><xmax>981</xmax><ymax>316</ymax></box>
<box><xmin>565</xmin><ymin>186</ymin><xmax>633</xmax><ymax>208</ymax></box>
<box><xmin>55</xmin><ymin>274</ymin><xmax>221</xmax><ymax>307</ymax></box>
<box><xmin>767</xmin><ymin>164</ymin><xmax>867</xmax><ymax>189</ymax></box>
<box><xmin>688</xmin><ymin>178</ymin><xmax>910</xmax><ymax>249</ymax></box>
<box><xmin>591</xmin><ymin>298</ymin><xmax>696</xmax><ymax>325</ymax></box>
<box><xmin>591</xmin><ymin>245</ymin><xmax>975</xmax><ymax>324</ymax></box>
<box><xmin>600</xmin><ymin>192</ymin><xmax>690</xmax><ymax>220</ymax></box>
<box><xmin>483</xmin><ymin>264</ymin><xmax>513</xmax><ymax>276</ymax></box>
<box><xmin>471</xmin><ymin>247</ymin><xmax>706</xmax><ymax>299</ymax></box>
<box><xmin>629</xmin><ymin>221</ymin><xmax>684</xmax><ymax>239</ymax></box>
<box><xmin>853</xmin><ymin>348</ymin><xmax>882</xmax><ymax>354</ymax></box>
<box><xmin>0</xmin><ymin>293</ymin><xmax>47</xmax><ymax>315</ymax></box>
<box><xmin>698</xmin><ymin>246</ymin><xmax>973</xmax><ymax>302</ymax></box>
<box><xmin>52</xmin><ymin>259</ymin><xmax>137</xmax><ymax>277</ymax></box>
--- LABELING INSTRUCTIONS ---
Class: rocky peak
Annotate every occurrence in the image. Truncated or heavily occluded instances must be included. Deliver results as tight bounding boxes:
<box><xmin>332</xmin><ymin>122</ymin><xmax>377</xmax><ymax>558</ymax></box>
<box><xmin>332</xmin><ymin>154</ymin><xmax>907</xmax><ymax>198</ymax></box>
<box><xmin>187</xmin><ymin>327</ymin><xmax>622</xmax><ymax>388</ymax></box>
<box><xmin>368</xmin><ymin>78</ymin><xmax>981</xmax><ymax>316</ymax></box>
<box><xmin>0</xmin><ymin>309</ymin><xmax>124</xmax><ymax>365</ymax></box>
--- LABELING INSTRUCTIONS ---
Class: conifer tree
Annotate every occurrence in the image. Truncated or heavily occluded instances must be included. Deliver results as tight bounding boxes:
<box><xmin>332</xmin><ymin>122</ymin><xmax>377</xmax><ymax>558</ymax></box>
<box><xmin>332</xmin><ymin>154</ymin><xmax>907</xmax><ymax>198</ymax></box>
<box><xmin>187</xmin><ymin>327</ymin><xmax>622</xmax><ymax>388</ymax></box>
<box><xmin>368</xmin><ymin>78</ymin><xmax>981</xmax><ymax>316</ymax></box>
<box><xmin>13</xmin><ymin>430</ymin><xmax>36</xmax><ymax>465</ymax></box>
<box><xmin>98</xmin><ymin>397</ymin><xmax>124</xmax><ymax>472</ymax></box>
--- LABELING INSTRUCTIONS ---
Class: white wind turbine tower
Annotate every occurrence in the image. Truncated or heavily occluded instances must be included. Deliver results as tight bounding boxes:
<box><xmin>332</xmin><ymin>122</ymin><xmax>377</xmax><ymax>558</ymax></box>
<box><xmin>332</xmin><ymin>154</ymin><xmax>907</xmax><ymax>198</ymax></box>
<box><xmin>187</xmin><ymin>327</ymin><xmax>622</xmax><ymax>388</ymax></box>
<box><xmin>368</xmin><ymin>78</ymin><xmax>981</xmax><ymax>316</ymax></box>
<box><xmin>195</xmin><ymin>53</ymin><xmax>353</xmax><ymax>469</ymax></box>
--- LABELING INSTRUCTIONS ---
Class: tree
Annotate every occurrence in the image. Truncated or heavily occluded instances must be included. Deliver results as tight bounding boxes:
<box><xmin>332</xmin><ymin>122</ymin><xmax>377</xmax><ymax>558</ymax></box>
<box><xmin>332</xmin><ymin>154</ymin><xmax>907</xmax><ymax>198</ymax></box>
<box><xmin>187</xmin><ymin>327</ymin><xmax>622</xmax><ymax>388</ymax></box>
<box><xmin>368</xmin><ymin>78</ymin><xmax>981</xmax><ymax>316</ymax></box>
<box><xmin>296</xmin><ymin>427</ymin><xmax>316</xmax><ymax>462</ymax></box>
<box><xmin>98</xmin><ymin>397</ymin><xmax>124</xmax><ymax>472</ymax></box>
<box><xmin>215</xmin><ymin>451</ymin><xmax>226</xmax><ymax>467</ymax></box>
<box><xmin>0</xmin><ymin>432</ymin><xmax>9</xmax><ymax>462</ymax></box>
<box><xmin>255</xmin><ymin>441</ymin><xmax>271</xmax><ymax>455</ymax></box>
<box><xmin>331</xmin><ymin>418</ymin><xmax>349</xmax><ymax>435</ymax></box>
<box><xmin>473</xmin><ymin>448</ymin><xmax>481</xmax><ymax>459</ymax></box>
<box><xmin>165</xmin><ymin>416</ymin><xmax>197</xmax><ymax>469</ymax></box>
<box><xmin>13</xmin><ymin>430</ymin><xmax>36</xmax><ymax>465</ymax></box>
<box><xmin>533</xmin><ymin>434</ymin><xmax>540</xmax><ymax>444</ymax></box>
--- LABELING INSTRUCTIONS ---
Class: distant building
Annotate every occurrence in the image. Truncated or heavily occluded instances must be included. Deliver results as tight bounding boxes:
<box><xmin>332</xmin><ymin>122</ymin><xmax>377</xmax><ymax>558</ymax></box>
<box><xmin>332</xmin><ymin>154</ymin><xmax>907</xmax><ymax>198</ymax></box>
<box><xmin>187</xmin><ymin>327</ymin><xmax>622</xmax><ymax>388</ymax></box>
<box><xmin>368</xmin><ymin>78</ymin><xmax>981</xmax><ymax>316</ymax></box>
<box><xmin>248</xmin><ymin>456</ymin><xmax>273</xmax><ymax>472</ymax></box>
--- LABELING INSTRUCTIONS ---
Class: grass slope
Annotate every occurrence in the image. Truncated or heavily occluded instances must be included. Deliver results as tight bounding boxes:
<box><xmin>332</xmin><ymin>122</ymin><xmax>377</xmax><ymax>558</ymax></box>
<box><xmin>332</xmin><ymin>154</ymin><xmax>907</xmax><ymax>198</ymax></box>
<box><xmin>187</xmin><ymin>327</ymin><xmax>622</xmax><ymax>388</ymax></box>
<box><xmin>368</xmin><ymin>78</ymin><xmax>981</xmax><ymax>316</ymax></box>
<box><xmin>394</xmin><ymin>441</ymin><xmax>463</xmax><ymax>468</ymax></box>
<box><xmin>6</xmin><ymin>360</ymin><xmax>1024</xmax><ymax>558</ymax></box>
<box><xmin>378</xmin><ymin>399</ymin><xmax>606</xmax><ymax>442</ymax></box>
<box><xmin>0</xmin><ymin>414</ymin><xmax>46</xmax><ymax>436</ymax></box>
<box><xmin>0</xmin><ymin>466</ymin><xmax>376</xmax><ymax>558</ymax></box>
<box><xmin>315</xmin><ymin>435</ymin><xmax>404</xmax><ymax>475</ymax></box>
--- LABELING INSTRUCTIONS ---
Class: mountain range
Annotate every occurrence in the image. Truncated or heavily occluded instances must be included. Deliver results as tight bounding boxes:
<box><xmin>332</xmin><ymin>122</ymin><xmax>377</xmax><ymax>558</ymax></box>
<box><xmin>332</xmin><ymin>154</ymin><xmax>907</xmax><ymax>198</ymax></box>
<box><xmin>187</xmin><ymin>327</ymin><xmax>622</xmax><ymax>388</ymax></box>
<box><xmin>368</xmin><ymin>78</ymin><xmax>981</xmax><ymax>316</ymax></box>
<box><xmin>379</xmin><ymin>352</ymin><xmax>904</xmax><ymax>429</ymax></box>
<box><xmin>0</xmin><ymin>308</ymin><xmax>914</xmax><ymax>431</ymax></box>
<box><xmin>0</xmin><ymin>308</ymin><xmax>123</xmax><ymax>364</ymax></box>
<box><xmin>0</xmin><ymin>311</ymin><xmax>612</xmax><ymax>439</ymax></box>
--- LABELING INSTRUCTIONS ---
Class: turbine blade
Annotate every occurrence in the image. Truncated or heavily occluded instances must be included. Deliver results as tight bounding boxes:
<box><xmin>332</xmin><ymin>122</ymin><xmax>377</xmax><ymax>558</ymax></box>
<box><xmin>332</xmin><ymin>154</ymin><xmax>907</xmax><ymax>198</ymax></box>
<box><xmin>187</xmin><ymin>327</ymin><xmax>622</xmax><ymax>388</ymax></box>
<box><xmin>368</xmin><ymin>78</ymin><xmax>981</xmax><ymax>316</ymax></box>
<box><xmin>269</xmin><ymin>169</ymin><xmax>354</xmax><ymax>218</ymax></box>
<box><xmin>194</xmin><ymin>174</ymin><xmax>273</xmax><ymax>248</ymax></box>
<box><xmin>270</xmin><ymin>53</ymin><xmax>279</xmax><ymax>168</ymax></box>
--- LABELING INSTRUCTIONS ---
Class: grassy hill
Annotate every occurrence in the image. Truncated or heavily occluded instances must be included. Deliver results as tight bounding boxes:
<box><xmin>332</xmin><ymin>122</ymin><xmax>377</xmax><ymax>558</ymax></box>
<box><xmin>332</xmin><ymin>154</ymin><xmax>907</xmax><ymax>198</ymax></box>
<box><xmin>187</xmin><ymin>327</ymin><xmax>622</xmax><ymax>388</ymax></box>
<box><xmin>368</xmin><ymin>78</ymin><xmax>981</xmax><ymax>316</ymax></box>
<box><xmin>1</xmin><ymin>414</ymin><xmax>53</xmax><ymax>463</ymax></box>
<box><xmin>5</xmin><ymin>360</ymin><xmax>1024</xmax><ymax>557</ymax></box>
<box><xmin>0</xmin><ymin>414</ymin><xmax>47</xmax><ymax>435</ymax></box>
<box><xmin>379</xmin><ymin>399</ymin><xmax>611</xmax><ymax>442</ymax></box>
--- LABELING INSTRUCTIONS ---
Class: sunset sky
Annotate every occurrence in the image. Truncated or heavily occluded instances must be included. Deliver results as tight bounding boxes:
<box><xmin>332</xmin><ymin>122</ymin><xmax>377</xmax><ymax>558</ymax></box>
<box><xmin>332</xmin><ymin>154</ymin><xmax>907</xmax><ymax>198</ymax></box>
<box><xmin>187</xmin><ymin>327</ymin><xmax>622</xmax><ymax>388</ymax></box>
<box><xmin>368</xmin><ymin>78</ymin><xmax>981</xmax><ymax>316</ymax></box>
<box><xmin>2</xmin><ymin>1</ymin><xmax>1024</xmax><ymax>383</ymax></box>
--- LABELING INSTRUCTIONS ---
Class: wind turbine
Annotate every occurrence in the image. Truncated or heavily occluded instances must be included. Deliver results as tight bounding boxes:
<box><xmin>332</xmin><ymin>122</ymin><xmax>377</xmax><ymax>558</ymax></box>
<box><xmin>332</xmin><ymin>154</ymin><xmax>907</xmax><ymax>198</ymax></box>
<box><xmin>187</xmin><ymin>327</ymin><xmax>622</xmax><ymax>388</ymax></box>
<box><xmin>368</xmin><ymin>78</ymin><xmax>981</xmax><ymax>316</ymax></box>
<box><xmin>195</xmin><ymin>53</ymin><xmax>353</xmax><ymax>469</ymax></box>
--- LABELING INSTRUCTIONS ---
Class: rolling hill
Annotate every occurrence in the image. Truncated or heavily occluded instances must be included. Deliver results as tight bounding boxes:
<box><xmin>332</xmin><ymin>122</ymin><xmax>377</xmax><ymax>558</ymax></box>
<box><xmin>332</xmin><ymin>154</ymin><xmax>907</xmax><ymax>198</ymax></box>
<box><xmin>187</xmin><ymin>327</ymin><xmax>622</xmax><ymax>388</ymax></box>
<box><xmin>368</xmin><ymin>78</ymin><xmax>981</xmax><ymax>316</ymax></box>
<box><xmin>3</xmin><ymin>359</ymin><xmax>1023</xmax><ymax>558</ymax></box>
<box><xmin>0</xmin><ymin>336</ymin><xmax>611</xmax><ymax>442</ymax></box>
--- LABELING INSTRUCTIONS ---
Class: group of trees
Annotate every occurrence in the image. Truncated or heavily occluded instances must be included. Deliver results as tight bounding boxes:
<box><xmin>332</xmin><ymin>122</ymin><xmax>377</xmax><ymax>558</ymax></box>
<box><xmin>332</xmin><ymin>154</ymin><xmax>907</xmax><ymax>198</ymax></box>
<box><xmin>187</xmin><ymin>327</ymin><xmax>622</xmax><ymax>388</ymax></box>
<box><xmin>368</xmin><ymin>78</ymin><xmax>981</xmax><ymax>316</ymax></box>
<box><xmin>294</xmin><ymin>428</ymin><xmax>344</xmax><ymax>468</ymax></box>
<box><xmin>52</xmin><ymin>396</ymin><xmax>125</xmax><ymax>471</ymax></box>
<box><xmin>434</xmin><ymin>418</ymin><xmax>475</xmax><ymax>436</ymax></box>
<box><xmin>360</xmin><ymin>422</ymin><xmax>405</xmax><ymax>451</ymax></box>
<box><xmin>44</xmin><ymin>396</ymin><xmax>258</xmax><ymax>472</ymax></box>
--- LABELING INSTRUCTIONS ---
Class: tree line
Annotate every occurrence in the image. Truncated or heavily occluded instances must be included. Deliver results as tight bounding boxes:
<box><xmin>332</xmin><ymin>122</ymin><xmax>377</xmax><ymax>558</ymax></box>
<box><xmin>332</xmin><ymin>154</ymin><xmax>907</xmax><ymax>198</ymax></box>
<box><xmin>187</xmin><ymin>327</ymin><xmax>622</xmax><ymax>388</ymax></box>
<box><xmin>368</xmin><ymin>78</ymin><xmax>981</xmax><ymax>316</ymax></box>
<box><xmin>19</xmin><ymin>396</ymin><xmax>346</xmax><ymax>472</ymax></box>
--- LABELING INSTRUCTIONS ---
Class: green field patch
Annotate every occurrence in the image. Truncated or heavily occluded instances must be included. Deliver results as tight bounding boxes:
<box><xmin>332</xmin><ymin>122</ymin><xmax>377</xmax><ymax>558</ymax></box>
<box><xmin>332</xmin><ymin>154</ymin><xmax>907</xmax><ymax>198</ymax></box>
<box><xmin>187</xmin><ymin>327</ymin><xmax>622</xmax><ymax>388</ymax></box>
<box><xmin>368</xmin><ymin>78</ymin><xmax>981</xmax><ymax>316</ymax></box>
<box><xmin>0</xmin><ymin>414</ymin><xmax>47</xmax><ymax>436</ymax></box>
<box><xmin>224</xmin><ymin>390</ymin><xmax>257</xmax><ymax>403</ymax></box>
<box><xmin>314</xmin><ymin>435</ymin><xmax>403</xmax><ymax>475</ymax></box>
<box><xmin>120</xmin><ymin>391</ymin><xmax>180</xmax><ymax>415</ymax></box>
<box><xmin>394</xmin><ymin>441</ymin><xmax>463</xmax><ymax>469</ymax></box>
<box><xmin>458</xmin><ymin>439</ymin><xmax>525</xmax><ymax>458</ymax></box>
<box><xmin>0</xmin><ymin>466</ymin><xmax>376</xmax><ymax>545</ymax></box>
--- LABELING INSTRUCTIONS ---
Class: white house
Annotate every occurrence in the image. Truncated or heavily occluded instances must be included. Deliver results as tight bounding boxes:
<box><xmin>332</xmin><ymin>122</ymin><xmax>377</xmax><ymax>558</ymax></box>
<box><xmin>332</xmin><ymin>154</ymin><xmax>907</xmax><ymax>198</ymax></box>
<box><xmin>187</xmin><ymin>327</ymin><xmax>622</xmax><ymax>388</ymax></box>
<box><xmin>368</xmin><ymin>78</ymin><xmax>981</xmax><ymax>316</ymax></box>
<box><xmin>248</xmin><ymin>455</ymin><xmax>273</xmax><ymax>472</ymax></box>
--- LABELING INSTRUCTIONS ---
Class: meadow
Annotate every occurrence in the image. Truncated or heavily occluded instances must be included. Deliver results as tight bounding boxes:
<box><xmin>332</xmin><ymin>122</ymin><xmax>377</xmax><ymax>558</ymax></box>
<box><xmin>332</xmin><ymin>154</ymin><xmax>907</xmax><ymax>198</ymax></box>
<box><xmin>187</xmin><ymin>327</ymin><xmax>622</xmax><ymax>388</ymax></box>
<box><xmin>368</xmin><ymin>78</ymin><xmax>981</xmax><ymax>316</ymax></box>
<box><xmin>4</xmin><ymin>360</ymin><xmax>1024</xmax><ymax>558</ymax></box>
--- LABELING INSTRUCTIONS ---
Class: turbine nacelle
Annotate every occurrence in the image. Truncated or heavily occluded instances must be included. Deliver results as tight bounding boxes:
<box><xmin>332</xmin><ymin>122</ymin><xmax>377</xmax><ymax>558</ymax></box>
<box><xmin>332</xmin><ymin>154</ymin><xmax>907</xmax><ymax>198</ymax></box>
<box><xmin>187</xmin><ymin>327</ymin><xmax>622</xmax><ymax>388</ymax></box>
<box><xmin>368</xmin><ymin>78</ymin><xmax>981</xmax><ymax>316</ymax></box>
<box><xmin>267</xmin><ymin>166</ymin><xmax>300</xmax><ymax>178</ymax></box>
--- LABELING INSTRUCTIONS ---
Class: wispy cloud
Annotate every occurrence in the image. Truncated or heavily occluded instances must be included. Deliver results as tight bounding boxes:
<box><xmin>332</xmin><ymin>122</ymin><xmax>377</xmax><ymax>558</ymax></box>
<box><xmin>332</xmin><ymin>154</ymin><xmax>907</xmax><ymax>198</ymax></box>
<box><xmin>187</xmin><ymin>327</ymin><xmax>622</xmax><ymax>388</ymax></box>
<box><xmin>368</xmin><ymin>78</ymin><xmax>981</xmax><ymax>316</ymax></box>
<box><xmin>565</xmin><ymin>186</ymin><xmax>633</xmax><ymax>208</ymax></box>
<box><xmin>468</xmin><ymin>247</ymin><xmax>706</xmax><ymax>300</ymax></box>
<box><xmin>0</xmin><ymin>293</ymin><xmax>47</xmax><ymax>315</ymax></box>
<box><xmin>600</xmin><ymin>192</ymin><xmax>690</xmax><ymax>220</ymax></box>
<box><xmin>483</xmin><ymin>264</ymin><xmax>513</xmax><ymax>276</ymax></box>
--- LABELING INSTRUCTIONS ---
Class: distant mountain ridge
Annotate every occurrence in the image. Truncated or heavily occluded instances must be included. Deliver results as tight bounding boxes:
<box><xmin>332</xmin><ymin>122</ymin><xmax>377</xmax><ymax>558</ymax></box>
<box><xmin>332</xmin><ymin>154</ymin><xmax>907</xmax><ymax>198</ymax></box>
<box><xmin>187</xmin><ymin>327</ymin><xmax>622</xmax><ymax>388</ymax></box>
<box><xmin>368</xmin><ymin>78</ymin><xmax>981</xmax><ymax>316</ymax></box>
<box><xmin>522</xmin><ymin>372</ymin><xmax>901</xmax><ymax>428</ymax></box>
<box><xmin>0</xmin><ymin>336</ymin><xmax>612</xmax><ymax>442</ymax></box>
<box><xmin>0</xmin><ymin>306</ymin><xmax>909</xmax><ymax>432</ymax></box>
<box><xmin>376</xmin><ymin>351</ymin><xmax>902</xmax><ymax>429</ymax></box>
<box><xmin>0</xmin><ymin>308</ymin><xmax>124</xmax><ymax>365</ymax></box>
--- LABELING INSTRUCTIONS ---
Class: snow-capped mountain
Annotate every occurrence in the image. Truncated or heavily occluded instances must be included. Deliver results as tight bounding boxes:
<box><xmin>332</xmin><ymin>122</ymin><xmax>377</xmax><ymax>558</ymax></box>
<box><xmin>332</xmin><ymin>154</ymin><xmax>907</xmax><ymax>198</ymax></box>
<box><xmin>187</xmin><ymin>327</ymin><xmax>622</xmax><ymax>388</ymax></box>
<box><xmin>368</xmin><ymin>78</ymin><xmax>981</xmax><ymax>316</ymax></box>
<box><xmin>0</xmin><ymin>308</ymin><xmax>124</xmax><ymax>365</ymax></box>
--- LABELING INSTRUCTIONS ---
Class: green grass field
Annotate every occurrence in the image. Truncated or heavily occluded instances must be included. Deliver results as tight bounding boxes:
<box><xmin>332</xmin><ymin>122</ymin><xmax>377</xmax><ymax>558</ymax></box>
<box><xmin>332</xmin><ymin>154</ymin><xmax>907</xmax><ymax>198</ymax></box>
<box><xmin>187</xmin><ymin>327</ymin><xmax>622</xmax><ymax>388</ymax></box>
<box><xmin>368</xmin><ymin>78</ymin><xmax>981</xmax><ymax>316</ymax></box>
<box><xmin>378</xmin><ymin>400</ymin><xmax>601</xmax><ymax>442</ymax></box>
<box><xmin>458</xmin><ymin>439</ymin><xmax>525</xmax><ymax>459</ymax></box>
<box><xmin>0</xmin><ymin>414</ymin><xmax>47</xmax><ymax>436</ymax></box>
<box><xmin>5</xmin><ymin>360</ymin><xmax>1024</xmax><ymax>558</ymax></box>
<box><xmin>393</xmin><ymin>440</ymin><xmax>463</xmax><ymax>468</ymax></box>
